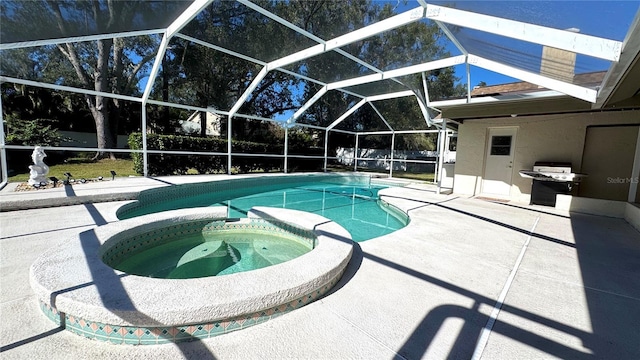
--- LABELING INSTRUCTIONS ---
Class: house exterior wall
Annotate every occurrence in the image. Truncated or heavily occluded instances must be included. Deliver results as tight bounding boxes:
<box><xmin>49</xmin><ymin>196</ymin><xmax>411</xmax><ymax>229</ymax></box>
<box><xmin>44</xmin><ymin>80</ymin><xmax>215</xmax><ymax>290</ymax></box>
<box><xmin>453</xmin><ymin>110</ymin><xmax>640</xmax><ymax>203</ymax></box>
<box><xmin>579</xmin><ymin>126</ymin><xmax>639</xmax><ymax>201</ymax></box>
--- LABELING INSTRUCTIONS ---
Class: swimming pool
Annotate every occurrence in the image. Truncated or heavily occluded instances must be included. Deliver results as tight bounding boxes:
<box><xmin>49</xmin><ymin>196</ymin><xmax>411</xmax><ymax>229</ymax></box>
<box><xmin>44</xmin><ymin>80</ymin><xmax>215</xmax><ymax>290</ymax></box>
<box><xmin>117</xmin><ymin>174</ymin><xmax>408</xmax><ymax>241</ymax></box>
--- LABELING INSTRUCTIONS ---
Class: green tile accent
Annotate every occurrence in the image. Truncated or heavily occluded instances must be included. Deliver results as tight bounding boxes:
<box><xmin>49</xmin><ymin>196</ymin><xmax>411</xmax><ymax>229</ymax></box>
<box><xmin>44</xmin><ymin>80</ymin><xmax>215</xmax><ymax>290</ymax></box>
<box><xmin>38</xmin><ymin>270</ymin><xmax>342</xmax><ymax>344</ymax></box>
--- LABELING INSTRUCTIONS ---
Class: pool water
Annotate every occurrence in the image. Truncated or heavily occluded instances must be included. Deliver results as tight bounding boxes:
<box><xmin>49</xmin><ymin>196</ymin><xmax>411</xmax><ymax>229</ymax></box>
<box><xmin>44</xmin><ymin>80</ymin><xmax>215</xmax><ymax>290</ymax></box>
<box><xmin>224</xmin><ymin>185</ymin><xmax>406</xmax><ymax>241</ymax></box>
<box><xmin>119</xmin><ymin>179</ymin><xmax>408</xmax><ymax>241</ymax></box>
<box><xmin>114</xmin><ymin>232</ymin><xmax>311</xmax><ymax>279</ymax></box>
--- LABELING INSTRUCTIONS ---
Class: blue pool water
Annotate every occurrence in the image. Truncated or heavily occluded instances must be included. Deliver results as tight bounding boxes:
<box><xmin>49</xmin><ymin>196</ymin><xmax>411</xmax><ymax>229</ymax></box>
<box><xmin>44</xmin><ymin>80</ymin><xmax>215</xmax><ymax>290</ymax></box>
<box><xmin>224</xmin><ymin>185</ymin><xmax>406</xmax><ymax>241</ymax></box>
<box><xmin>117</xmin><ymin>175</ymin><xmax>408</xmax><ymax>241</ymax></box>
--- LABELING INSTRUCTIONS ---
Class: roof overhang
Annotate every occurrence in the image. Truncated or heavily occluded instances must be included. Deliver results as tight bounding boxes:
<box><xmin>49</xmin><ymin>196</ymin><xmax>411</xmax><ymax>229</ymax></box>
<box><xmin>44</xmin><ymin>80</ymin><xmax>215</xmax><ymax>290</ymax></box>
<box><xmin>435</xmin><ymin>93</ymin><xmax>594</xmax><ymax>121</ymax></box>
<box><xmin>437</xmin><ymin>10</ymin><xmax>640</xmax><ymax>121</ymax></box>
<box><xmin>593</xmin><ymin>11</ymin><xmax>640</xmax><ymax>110</ymax></box>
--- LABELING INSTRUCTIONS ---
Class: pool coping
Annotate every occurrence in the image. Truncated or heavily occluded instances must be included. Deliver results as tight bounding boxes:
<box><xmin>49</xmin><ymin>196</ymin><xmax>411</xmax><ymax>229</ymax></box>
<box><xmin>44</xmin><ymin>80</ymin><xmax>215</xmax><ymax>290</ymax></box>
<box><xmin>29</xmin><ymin>206</ymin><xmax>353</xmax><ymax>344</ymax></box>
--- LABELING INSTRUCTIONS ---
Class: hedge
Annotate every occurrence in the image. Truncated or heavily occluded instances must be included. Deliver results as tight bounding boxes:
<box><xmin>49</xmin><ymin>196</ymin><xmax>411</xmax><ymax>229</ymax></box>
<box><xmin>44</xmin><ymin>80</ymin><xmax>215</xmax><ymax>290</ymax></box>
<box><xmin>128</xmin><ymin>133</ymin><xmax>323</xmax><ymax>176</ymax></box>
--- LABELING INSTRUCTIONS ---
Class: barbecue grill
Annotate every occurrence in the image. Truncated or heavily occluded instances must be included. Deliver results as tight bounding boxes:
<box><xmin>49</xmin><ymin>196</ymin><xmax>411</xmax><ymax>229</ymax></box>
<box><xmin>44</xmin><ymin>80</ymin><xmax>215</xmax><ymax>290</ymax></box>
<box><xmin>519</xmin><ymin>162</ymin><xmax>587</xmax><ymax>206</ymax></box>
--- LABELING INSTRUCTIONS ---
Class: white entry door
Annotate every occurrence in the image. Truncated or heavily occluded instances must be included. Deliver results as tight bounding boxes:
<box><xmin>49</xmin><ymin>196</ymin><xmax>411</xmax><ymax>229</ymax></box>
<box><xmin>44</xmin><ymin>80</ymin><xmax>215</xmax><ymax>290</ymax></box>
<box><xmin>482</xmin><ymin>127</ymin><xmax>517</xmax><ymax>196</ymax></box>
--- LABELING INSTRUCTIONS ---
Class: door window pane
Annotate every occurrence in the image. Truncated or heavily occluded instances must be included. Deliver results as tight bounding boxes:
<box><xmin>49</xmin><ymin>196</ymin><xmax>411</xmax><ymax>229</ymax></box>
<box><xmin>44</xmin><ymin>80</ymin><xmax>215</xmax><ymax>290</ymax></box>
<box><xmin>490</xmin><ymin>136</ymin><xmax>512</xmax><ymax>155</ymax></box>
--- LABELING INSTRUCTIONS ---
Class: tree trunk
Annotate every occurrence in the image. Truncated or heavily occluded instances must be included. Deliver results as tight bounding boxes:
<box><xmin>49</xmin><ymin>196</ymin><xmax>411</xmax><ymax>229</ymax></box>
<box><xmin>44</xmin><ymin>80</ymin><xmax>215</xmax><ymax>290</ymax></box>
<box><xmin>200</xmin><ymin>111</ymin><xmax>207</xmax><ymax>137</ymax></box>
<box><xmin>92</xmin><ymin>39</ymin><xmax>117</xmax><ymax>160</ymax></box>
<box><xmin>88</xmin><ymin>97</ymin><xmax>116</xmax><ymax>160</ymax></box>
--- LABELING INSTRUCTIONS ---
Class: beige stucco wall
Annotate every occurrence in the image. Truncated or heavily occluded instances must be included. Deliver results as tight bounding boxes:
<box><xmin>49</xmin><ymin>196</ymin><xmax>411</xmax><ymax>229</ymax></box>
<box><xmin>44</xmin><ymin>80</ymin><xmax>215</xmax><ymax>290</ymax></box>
<box><xmin>453</xmin><ymin>109</ymin><xmax>640</xmax><ymax>203</ymax></box>
<box><xmin>579</xmin><ymin>126</ymin><xmax>639</xmax><ymax>201</ymax></box>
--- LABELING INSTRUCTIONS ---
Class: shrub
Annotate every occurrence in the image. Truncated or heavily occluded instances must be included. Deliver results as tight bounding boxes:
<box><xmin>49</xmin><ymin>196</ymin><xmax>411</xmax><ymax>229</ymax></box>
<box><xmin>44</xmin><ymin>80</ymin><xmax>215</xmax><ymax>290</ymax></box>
<box><xmin>4</xmin><ymin>117</ymin><xmax>67</xmax><ymax>171</ymax></box>
<box><xmin>128</xmin><ymin>133</ymin><xmax>292</xmax><ymax>175</ymax></box>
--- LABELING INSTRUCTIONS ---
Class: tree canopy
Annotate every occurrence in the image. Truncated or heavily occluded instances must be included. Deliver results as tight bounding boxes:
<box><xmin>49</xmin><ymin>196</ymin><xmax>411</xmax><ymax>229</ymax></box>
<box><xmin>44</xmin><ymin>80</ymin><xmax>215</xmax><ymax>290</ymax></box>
<box><xmin>1</xmin><ymin>0</ymin><xmax>465</xmax><ymax>156</ymax></box>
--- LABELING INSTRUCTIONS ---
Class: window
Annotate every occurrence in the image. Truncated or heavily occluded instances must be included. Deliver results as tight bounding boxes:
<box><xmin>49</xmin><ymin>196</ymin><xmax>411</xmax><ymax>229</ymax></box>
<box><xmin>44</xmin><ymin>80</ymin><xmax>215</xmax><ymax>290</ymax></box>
<box><xmin>490</xmin><ymin>136</ymin><xmax>512</xmax><ymax>156</ymax></box>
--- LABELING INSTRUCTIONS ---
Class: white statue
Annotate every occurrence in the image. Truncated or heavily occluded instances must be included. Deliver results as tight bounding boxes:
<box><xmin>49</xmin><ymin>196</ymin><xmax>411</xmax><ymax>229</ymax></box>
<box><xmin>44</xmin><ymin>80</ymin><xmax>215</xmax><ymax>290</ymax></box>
<box><xmin>28</xmin><ymin>146</ymin><xmax>49</xmax><ymax>186</ymax></box>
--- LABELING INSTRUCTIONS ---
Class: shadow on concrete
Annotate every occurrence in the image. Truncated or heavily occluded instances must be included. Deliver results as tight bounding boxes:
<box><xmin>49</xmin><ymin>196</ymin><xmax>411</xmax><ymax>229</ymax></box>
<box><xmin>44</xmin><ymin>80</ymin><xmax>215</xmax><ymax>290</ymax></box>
<box><xmin>383</xmin><ymin>194</ymin><xmax>576</xmax><ymax>248</ymax></box>
<box><xmin>0</xmin><ymin>223</ymin><xmax>98</xmax><ymax>240</ymax></box>
<box><xmin>246</xmin><ymin>207</ymin><xmax>361</xmax><ymax>297</ymax></box>
<box><xmin>41</xmin><ymin>186</ymin><xmax>219</xmax><ymax>357</ymax></box>
<box><xmin>149</xmin><ymin>177</ymin><xmax>176</xmax><ymax>186</ymax></box>
<box><xmin>369</xmin><ymin>195</ymin><xmax>640</xmax><ymax>359</ymax></box>
<box><xmin>365</xmin><ymin>251</ymin><xmax>596</xmax><ymax>359</ymax></box>
<box><xmin>486</xmin><ymin>200</ymin><xmax>571</xmax><ymax>219</ymax></box>
<box><xmin>322</xmin><ymin>242</ymin><xmax>363</xmax><ymax>298</ymax></box>
<box><xmin>570</xmin><ymin>213</ymin><xmax>640</xmax><ymax>359</ymax></box>
<box><xmin>56</xmin><ymin>230</ymin><xmax>217</xmax><ymax>356</ymax></box>
<box><xmin>0</xmin><ymin>328</ymin><xmax>64</xmax><ymax>352</ymax></box>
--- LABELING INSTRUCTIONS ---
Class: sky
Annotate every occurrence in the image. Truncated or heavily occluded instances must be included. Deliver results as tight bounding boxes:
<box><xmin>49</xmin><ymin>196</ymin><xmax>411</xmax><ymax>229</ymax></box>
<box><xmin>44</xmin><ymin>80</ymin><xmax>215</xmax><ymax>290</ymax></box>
<box><xmin>392</xmin><ymin>0</ymin><xmax>640</xmax><ymax>86</ymax></box>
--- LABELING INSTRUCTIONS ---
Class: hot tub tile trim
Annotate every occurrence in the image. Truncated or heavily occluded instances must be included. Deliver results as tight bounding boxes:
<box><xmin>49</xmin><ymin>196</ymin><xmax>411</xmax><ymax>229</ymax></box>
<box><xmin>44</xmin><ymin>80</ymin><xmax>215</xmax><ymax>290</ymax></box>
<box><xmin>38</xmin><ymin>275</ymin><xmax>341</xmax><ymax>344</ymax></box>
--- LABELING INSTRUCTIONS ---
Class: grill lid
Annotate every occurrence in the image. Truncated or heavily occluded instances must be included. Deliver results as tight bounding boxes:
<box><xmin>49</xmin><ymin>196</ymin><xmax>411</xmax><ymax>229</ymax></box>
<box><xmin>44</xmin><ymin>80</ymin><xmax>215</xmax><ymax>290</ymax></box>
<box><xmin>520</xmin><ymin>161</ymin><xmax>587</xmax><ymax>182</ymax></box>
<box><xmin>532</xmin><ymin>161</ymin><xmax>572</xmax><ymax>173</ymax></box>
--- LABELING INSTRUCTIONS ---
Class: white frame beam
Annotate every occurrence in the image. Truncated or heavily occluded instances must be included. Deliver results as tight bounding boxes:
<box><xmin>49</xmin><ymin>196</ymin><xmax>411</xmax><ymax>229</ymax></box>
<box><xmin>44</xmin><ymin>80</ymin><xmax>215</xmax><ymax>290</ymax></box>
<box><xmin>325</xmin><ymin>7</ymin><xmax>425</xmax><ymax>51</ymax></box>
<box><xmin>229</xmin><ymin>67</ymin><xmax>269</xmax><ymax>117</ymax></box>
<box><xmin>366</xmin><ymin>90</ymin><xmax>416</xmax><ymax>102</ymax></box>
<box><xmin>425</xmin><ymin>4</ymin><xmax>623</xmax><ymax>61</ymax></box>
<box><xmin>0</xmin><ymin>29</ymin><xmax>165</xmax><ymax>50</ymax></box>
<box><xmin>326</xmin><ymin>55</ymin><xmax>466</xmax><ymax>91</ymax></box>
<box><xmin>359</xmin><ymin>129</ymin><xmax>441</xmax><ymax>136</ymax></box>
<box><xmin>288</xmin><ymin>86</ymin><xmax>328</xmax><ymax>124</ymax></box>
<box><xmin>0</xmin><ymin>76</ymin><xmax>142</xmax><ymax>102</ymax></box>
<box><xmin>389</xmin><ymin>132</ymin><xmax>396</xmax><ymax>178</ymax></box>
<box><xmin>436</xmin><ymin>118</ymin><xmax>447</xmax><ymax>194</ymax></box>
<box><xmin>137</xmin><ymin>0</ymin><xmax>213</xmax><ymax>176</ymax></box>
<box><xmin>166</xmin><ymin>0</ymin><xmax>214</xmax><ymax>38</ymax></box>
<box><xmin>268</xmin><ymin>6</ymin><xmax>425</xmax><ymax>70</ymax></box>
<box><xmin>468</xmin><ymin>55</ymin><xmax>598</xmax><ymax>103</ymax></box>
<box><xmin>140</xmin><ymin>34</ymin><xmax>170</xmax><ymax>177</ymax></box>
<box><xmin>368</xmin><ymin>103</ymin><xmax>394</xmax><ymax>132</ymax></box>
<box><xmin>0</xmin><ymin>94</ymin><xmax>7</xmax><ymax>189</ymax></box>
<box><xmin>284</xmin><ymin>56</ymin><xmax>464</xmax><ymax>127</ymax></box>
<box><xmin>327</xmin><ymin>99</ymin><xmax>367</xmax><ymax>131</ymax></box>
<box><xmin>237</xmin><ymin>0</ymin><xmax>383</xmax><ymax>75</ymax></box>
<box><xmin>415</xmin><ymin>93</ymin><xmax>433</xmax><ymax>127</ymax></box>
<box><xmin>175</xmin><ymin>34</ymin><xmax>267</xmax><ymax>66</ymax></box>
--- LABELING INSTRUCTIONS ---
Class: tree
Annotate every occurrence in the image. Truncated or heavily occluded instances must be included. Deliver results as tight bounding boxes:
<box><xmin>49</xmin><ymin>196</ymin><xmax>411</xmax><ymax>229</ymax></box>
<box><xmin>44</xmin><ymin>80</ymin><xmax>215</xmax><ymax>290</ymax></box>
<box><xmin>273</xmin><ymin>1</ymin><xmax>464</xmax><ymax>152</ymax></box>
<box><xmin>2</xmin><ymin>0</ymin><xmax>465</xmax><ymax>159</ymax></box>
<box><xmin>0</xmin><ymin>0</ymin><xmax>183</xmax><ymax>159</ymax></box>
<box><xmin>162</xmin><ymin>1</ymin><xmax>308</xmax><ymax>140</ymax></box>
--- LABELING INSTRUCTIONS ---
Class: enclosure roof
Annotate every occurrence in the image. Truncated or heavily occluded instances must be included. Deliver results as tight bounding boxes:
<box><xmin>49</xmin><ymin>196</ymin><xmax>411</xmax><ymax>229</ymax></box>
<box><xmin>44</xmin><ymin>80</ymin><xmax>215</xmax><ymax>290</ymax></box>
<box><xmin>1</xmin><ymin>1</ymin><xmax>638</xmax><ymax>132</ymax></box>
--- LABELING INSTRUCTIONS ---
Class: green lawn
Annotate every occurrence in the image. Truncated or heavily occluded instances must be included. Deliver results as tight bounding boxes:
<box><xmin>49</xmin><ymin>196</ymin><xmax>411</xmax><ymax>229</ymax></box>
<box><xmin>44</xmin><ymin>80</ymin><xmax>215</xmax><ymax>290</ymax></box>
<box><xmin>9</xmin><ymin>159</ymin><xmax>434</xmax><ymax>183</ymax></box>
<box><xmin>8</xmin><ymin>158</ymin><xmax>137</xmax><ymax>183</ymax></box>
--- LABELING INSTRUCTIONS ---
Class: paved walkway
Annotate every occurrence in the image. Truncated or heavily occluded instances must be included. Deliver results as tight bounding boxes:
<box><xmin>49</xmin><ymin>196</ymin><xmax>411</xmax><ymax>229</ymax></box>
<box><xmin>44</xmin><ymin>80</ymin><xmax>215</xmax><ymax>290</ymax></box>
<box><xmin>1</xmin><ymin>175</ymin><xmax>639</xmax><ymax>359</ymax></box>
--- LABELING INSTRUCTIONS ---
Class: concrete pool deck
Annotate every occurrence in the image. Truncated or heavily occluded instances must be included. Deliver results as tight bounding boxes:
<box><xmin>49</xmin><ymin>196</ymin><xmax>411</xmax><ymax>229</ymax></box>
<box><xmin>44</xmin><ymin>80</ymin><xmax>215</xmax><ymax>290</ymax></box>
<box><xmin>1</xmin><ymin>174</ymin><xmax>640</xmax><ymax>359</ymax></box>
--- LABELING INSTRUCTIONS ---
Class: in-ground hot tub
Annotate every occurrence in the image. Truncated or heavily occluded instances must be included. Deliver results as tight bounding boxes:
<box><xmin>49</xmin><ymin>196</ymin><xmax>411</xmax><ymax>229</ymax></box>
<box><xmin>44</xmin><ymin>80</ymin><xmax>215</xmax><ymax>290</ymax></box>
<box><xmin>30</xmin><ymin>207</ymin><xmax>353</xmax><ymax>345</ymax></box>
<box><xmin>103</xmin><ymin>215</ymin><xmax>315</xmax><ymax>279</ymax></box>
